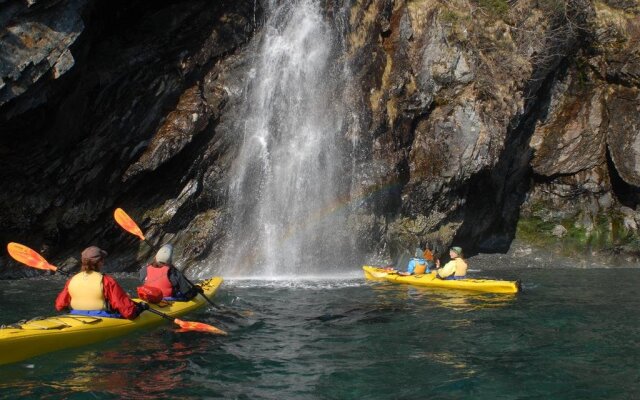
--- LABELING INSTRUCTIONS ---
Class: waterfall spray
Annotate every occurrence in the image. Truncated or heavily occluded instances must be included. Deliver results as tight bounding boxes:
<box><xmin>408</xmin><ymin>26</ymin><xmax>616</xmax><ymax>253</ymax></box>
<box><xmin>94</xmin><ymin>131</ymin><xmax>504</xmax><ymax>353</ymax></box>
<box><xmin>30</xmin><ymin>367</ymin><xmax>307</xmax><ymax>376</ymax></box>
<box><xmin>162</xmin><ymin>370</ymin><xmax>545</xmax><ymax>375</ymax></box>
<box><xmin>221</xmin><ymin>0</ymin><xmax>355</xmax><ymax>277</ymax></box>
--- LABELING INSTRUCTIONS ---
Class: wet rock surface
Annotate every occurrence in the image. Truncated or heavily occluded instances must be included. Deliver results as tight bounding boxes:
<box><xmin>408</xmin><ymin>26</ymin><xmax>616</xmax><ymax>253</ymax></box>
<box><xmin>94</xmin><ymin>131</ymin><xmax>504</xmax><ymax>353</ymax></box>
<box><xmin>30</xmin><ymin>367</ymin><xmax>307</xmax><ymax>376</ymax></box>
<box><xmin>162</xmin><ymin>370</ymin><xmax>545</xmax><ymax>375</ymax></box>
<box><xmin>0</xmin><ymin>0</ymin><xmax>256</xmax><ymax>276</ymax></box>
<box><xmin>1</xmin><ymin>0</ymin><xmax>640</xmax><ymax>277</ymax></box>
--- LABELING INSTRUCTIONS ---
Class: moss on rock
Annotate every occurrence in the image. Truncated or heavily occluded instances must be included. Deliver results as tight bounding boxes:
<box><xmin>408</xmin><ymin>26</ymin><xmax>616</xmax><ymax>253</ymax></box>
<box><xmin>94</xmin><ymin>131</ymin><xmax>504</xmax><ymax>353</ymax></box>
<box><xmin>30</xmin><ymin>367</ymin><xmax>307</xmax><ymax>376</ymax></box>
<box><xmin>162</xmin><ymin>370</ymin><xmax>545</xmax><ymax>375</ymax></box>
<box><xmin>517</xmin><ymin>207</ymin><xmax>640</xmax><ymax>258</ymax></box>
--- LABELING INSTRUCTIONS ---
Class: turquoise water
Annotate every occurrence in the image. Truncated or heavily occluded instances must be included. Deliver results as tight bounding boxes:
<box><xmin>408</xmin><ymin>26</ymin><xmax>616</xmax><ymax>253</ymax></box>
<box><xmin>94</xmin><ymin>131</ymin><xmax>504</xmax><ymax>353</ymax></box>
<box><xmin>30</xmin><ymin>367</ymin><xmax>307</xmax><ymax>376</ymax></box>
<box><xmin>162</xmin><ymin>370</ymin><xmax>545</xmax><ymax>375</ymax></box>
<box><xmin>1</xmin><ymin>265</ymin><xmax>639</xmax><ymax>399</ymax></box>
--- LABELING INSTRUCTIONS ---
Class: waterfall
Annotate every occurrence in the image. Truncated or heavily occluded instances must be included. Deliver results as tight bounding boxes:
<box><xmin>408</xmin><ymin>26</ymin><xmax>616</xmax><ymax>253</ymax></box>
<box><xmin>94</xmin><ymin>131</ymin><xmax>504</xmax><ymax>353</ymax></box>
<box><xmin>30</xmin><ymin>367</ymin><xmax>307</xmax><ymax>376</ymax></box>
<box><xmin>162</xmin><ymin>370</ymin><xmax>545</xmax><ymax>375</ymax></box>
<box><xmin>220</xmin><ymin>0</ymin><xmax>355</xmax><ymax>277</ymax></box>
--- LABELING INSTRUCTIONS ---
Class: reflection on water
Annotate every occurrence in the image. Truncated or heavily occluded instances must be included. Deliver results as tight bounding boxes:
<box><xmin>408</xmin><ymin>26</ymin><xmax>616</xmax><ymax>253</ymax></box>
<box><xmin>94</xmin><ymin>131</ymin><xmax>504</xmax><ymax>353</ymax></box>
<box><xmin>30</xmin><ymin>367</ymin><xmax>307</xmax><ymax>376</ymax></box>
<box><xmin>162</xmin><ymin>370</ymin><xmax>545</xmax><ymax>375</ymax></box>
<box><xmin>61</xmin><ymin>337</ymin><xmax>209</xmax><ymax>398</ymax></box>
<box><xmin>429</xmin><ymin>291</ymin><xmax>516</xmax><ymax>311</ymax></box>
<box><xmin>368</xmin><ymin>281</ymin><xmax>517</xmax><ymax>311</ymax></box>
<box><xmin>420</xmin><ymin>351</ymin><xmax>475</xmax><ymax>376</ymax></box>
<box><xmin>0</xmin><ymin>330</ymin><xmax>216</xmax><ymax>398</ymax></box>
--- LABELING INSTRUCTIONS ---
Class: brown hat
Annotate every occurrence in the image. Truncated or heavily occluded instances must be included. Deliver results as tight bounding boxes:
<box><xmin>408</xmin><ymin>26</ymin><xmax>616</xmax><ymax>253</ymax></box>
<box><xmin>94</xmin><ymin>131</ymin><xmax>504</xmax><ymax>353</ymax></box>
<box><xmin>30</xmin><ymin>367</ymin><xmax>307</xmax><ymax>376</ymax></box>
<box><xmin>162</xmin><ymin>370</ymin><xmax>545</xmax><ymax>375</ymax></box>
<box><xmin>81</xmin><ymin>246</ymin><xmax>107</xmax><ymax>262</ymax></box>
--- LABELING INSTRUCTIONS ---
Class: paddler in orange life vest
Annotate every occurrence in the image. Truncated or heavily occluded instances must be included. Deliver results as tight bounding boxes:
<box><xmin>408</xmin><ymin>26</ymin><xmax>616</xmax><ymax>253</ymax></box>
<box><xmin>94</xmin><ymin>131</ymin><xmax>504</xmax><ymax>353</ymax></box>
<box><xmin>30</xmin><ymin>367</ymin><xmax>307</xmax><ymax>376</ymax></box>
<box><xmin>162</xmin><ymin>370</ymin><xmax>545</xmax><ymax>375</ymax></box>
<box><xmin>55</xmin><ymin>246</ymin><xmax>148</xmax><ymax>318</ymax></box>
<box><xmin>435</xmin><ymin>246</ymin><xmax>468</xmax><ymax>280</ymax></box>
<box><xmin>139</xmin><ymin>244</ymin><xmax>201</xmax><ymax>301</ymax></box>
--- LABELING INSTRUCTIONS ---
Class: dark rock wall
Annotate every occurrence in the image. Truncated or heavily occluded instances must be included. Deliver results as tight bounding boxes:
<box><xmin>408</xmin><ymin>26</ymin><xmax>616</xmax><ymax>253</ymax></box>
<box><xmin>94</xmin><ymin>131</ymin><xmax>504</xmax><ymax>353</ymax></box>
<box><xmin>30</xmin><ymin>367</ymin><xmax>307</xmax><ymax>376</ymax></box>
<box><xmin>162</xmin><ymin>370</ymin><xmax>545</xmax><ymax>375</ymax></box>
<box><xmin>0</xmin><ymin>0</ymin><xmax>257</xmax><ymax>276</ymax></box>
<box><xmin>1</xmin><ymin>0</ymin><xmax>639</xmax><ymax>277</ymax></box>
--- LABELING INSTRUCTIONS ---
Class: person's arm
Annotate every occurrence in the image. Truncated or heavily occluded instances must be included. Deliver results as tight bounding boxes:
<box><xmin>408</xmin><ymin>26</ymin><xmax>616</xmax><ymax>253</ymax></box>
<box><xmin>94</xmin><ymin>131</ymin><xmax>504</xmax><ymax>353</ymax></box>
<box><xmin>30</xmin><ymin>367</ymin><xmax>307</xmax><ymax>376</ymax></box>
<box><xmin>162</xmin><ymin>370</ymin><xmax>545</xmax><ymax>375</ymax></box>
<box><xmin>437</xmin><ymin>261</ymin><xmax>456</xmax><ymax>278</ymax></box>
<box><xmin>169</xmin><ymin>267</ymin><xmax>198</xmax><ymax>299</ymax></box>
<box><xmin>426</xmin><ymin>260</ymin><xmax>435</xmax><ymax>273</ymax></box>
<box><xmin>406</xmin><ymin>259</ymin><xmax>416</xmax><ymax>274</ymax></box>
<box><xmin>102</xmin><ymin>275</ymin><xmax>141</xmax><ymax>319</ymax></box>
<box><xmin>55</xmin><ymin>279</ymin><xmax>72</xmax><ymax>311</ymax></box>
<box><xmin>139</xmin><ymin>266</ymin><xmax>148</xmax><ymax>283</ymax></box>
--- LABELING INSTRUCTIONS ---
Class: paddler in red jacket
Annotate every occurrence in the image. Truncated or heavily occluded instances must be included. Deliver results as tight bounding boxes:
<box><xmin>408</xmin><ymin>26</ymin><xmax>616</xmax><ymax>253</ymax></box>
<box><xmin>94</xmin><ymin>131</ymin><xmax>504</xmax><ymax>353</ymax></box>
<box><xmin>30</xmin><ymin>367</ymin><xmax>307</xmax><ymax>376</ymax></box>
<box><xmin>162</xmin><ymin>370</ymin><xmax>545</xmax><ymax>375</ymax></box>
<box><xmin>55</xmin><ymin>246</ymin><xmax>147</xmax><ymax>319</ymax></box>
<box><xmin>139</xmin><ymin>244</ymin><xmax>201</xmax><ymax>301</ymax></box>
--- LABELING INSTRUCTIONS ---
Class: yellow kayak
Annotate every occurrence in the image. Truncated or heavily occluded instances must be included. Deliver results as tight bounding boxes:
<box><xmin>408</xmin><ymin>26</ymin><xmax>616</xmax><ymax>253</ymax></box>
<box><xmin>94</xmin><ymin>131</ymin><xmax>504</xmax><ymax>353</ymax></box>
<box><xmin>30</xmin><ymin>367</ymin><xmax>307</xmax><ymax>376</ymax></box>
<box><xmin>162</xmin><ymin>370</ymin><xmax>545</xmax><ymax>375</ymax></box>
<box><xmin>363</xmin><ymin>266</ymin><xmax>520</xmax><ymax>294</ymax></box>
<box><xmin>0</xmin><ymin>276</ymin><xmax>223</xmax><ymax>366</ymax></box>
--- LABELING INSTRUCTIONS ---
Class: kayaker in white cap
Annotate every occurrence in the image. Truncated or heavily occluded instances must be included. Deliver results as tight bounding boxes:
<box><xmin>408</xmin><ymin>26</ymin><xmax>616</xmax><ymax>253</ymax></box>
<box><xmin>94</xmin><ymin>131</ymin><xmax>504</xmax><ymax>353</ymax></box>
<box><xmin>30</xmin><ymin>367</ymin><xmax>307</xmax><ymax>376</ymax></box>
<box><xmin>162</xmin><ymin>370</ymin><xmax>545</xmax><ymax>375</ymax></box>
<box><xmin>55</xmin><ymin>246</ymin><xmax>148</xmax><ymax>319</ymax></box>
<box><xmin>435</xmin><ymin>246</ymin><xmax>468</xmax><ymax>280</ymax></box>
<box><xmin>139</xmin><ymin>244</ymin><xmax>202</xmax><ymax>301</ymax></box>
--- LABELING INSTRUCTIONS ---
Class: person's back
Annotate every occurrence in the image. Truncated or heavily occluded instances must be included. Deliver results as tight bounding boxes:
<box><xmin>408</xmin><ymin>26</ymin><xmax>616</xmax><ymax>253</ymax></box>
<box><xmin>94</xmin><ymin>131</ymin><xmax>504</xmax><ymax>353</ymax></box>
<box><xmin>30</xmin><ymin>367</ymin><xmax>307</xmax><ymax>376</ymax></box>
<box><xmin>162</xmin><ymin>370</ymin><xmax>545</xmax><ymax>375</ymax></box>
<box><xmin>143</xmin><ymin>262</ymin><xmax>174</xmax><ymax>298</ymax></box>
<box><xmin>452</xmin><ymin>257</ymin><xmax>468</xmax><ymax>277</ymax></box>
<box><xmin>68</xmin><ymin>270</ymin><xmax>105</xmax><ymax>311</ymax></box>
<box><xmin>56</xmin><ymin>246</ymin><xmax>145</xmax><ymax>319</ymax></box>
<box><xmin>402</xmin><ymin>248</ymin><xmax>430</xmax><ymax>275</ymax></box>
<box><xmin>140</xmin><ymin>244</ymin><xmax>199</xmax><ymax>301</ymax></box>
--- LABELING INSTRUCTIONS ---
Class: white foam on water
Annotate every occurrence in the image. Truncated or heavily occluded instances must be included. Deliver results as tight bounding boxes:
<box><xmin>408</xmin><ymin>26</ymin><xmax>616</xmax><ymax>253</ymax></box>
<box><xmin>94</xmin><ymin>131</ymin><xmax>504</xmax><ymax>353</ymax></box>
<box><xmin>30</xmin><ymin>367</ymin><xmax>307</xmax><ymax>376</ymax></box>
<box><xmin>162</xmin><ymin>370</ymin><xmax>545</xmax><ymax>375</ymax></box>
<box><xmin>224</xmin><ymin>270</ymin><xmax>365</xmax><ymax>290</ymax></box>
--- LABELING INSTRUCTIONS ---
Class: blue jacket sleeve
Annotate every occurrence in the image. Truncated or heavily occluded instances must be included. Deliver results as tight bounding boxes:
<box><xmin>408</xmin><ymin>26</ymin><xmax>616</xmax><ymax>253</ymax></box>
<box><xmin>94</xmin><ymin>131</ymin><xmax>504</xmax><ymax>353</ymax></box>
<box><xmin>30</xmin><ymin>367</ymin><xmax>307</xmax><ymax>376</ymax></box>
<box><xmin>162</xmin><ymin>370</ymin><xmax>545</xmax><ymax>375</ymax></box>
<box><xmin>139</xmin><ymin>266</ymin><xmax>147</xmax><ymax>283</ymax></box>
<box><xmin>407</xmin><ymin>259</ymin><xmax>416</xmax><ymax>274</ymax></box>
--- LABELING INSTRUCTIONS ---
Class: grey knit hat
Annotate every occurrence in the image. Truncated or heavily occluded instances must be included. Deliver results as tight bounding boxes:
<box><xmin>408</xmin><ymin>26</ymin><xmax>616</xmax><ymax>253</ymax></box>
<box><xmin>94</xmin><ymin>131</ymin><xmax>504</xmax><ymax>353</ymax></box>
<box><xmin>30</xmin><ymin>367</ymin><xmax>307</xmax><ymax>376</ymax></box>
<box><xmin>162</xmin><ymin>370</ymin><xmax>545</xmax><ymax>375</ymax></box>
<box><xmin>450</xmin><ymin>246</ymin><xmax>463</xmax><ymax>257</ymax></box>
<box><xmin>155</xmin><ymin>244</ymin><xmax>173</xmax><ymax>264</ymax></box>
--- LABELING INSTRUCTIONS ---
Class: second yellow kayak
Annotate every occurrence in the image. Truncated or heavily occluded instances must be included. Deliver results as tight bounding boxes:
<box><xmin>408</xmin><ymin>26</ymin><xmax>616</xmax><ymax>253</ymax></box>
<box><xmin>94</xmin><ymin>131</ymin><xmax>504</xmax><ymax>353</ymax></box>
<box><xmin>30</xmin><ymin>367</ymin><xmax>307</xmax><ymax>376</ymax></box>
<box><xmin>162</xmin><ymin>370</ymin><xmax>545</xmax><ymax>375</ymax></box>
<box><xmin>363</xmin><ymin>266</ymin><xmax>520</xmax><ymax>294</ymax></box>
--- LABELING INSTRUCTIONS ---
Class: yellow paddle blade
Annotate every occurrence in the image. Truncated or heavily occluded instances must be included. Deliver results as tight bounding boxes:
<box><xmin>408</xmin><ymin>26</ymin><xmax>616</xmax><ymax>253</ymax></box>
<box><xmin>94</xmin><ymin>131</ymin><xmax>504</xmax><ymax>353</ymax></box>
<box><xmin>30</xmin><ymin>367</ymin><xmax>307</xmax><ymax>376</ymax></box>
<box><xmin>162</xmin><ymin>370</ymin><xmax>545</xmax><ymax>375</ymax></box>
<box><xmin>114</xmin><ymin>208</ymin><xmax>146</xmax><ymax>241</ymax></box>
<box><xmin>7</xmin><ymin>242</ymin><xmax>58</xmax><ymax>272</ymax></box>
<box><xmin>174</xmin><ymin>318</ymin><xmax>227</xmax><ymax>335</ymax></box>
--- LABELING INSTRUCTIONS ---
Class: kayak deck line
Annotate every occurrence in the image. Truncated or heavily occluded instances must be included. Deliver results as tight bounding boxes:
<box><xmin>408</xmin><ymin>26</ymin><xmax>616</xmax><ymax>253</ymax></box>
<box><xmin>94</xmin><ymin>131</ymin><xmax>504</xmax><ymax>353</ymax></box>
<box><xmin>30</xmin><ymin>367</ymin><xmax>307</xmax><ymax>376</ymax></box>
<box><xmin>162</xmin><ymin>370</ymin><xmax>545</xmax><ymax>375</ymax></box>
<box><xmin>2</xmin><ymin>315</ymin><xmax>106</xmax><ymax>331</ymax></box>
<box><xmin>0</xmin><ymin>276</ymin><xmax>223</xmax><ymax>366</ymax></box>
<box><xmin>363</xmin><ymin>266</ymin><xmax>519</xmax><ymax>294</ymax></box>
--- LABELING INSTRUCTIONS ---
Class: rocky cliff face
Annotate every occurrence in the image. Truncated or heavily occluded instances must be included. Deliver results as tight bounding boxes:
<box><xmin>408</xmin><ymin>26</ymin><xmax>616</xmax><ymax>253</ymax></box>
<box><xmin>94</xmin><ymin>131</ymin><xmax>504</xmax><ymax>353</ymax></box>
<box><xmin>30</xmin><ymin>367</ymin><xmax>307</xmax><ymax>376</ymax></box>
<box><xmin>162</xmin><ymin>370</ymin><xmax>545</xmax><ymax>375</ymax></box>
<box><xmin>343</xmin><ymin>0</ymin><xmax>640</xmax><ymax>264</ymax></box>
<box><xmin>344</xmin><ymin>0</ymin><xmax>599</xmax><ymax>258</ymax></box>
<box><xmin>1</xmin><ymin>0</ymin><xmax>638</xmax><ymax>277</ymax></box>
<box><xmin>517</xmin><ymin>1</ymin><xmax>640</xmax><ymax>261</ymax></box>
<box><xmin>0</xmin><ymin>0</ymin><xmax>258</xmax><ymax>276</ymax></box>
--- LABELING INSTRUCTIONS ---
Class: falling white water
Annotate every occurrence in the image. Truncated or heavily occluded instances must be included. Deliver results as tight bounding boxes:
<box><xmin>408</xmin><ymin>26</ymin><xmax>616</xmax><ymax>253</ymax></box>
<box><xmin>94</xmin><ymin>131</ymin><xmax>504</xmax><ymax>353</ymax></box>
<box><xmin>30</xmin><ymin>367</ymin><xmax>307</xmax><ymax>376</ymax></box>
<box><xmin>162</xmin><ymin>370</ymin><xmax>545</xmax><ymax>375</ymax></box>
<box><xmin>220</xmin><ymin>0</ymin><xmax>355</xmax><ymax>277</ymax></box>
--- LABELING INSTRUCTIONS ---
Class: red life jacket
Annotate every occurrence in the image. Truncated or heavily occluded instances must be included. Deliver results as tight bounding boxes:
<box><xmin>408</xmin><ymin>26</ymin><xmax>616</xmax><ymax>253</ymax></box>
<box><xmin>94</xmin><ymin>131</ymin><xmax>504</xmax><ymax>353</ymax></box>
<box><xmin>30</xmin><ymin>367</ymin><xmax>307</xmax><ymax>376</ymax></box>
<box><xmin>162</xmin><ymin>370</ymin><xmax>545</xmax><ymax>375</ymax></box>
<box><xmin>144</xmin><ymin>265</ymin><xmax>173</xmax><ymax>297</ymax></box>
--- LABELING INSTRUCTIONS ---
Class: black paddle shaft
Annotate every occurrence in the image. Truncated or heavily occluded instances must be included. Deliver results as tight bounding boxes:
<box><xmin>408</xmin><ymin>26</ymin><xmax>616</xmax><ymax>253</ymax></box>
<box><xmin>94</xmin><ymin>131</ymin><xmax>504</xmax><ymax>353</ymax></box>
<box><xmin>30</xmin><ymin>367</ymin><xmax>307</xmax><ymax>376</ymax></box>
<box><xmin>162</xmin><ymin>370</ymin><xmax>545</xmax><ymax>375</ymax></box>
<box><xmin>144</xmin><ymin>305</ymin><xmax>174</xmax><ymax>322</ymax></box>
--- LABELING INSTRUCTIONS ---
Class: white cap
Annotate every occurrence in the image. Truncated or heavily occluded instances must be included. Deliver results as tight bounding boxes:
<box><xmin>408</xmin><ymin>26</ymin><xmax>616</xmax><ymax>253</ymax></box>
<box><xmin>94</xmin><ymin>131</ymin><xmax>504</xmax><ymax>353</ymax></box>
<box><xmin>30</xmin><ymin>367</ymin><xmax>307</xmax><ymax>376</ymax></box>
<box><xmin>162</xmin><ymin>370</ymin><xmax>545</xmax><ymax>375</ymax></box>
<box><xmin>155</xmin><ymin>244</ymin><xmax>173</xmax><ymax>264</ymax></box>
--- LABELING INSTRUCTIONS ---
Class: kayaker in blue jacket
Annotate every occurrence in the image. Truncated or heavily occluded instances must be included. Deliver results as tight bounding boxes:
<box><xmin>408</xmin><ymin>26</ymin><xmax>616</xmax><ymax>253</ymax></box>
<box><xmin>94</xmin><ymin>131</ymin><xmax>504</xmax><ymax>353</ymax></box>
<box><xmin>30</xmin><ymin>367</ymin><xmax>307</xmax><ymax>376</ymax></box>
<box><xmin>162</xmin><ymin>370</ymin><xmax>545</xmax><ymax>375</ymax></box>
<box><xmin>398</xmin><ymin>248</ymin><xmax>430</xmax><ymax>275</ymax></box>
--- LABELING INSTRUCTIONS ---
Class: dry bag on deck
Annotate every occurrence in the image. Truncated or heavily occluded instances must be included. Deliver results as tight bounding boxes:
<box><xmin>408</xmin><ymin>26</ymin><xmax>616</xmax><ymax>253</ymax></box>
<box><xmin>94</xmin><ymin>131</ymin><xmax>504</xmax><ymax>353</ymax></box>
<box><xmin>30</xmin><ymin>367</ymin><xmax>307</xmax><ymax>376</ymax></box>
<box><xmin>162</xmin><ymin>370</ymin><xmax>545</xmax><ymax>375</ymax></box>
<box><xmin>137</xmin><ymin>285</ymin><xmax>163</xmax><ymax>304</ymax></box>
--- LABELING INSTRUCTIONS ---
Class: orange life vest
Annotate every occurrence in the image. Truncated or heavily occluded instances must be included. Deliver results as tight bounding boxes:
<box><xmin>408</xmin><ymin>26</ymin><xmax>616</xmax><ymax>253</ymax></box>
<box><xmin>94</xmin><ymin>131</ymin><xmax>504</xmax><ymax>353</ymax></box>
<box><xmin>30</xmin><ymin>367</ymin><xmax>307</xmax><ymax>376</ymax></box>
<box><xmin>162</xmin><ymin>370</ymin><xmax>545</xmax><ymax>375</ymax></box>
<box><xmin>413</xmin><ymin>261</ymin><xmax>427</xmax><ymax>274</ymax></box>
<box><xmin>144</xmin><ymin>265</ymin><xmax>173</xmax><ymax>297</ymax></box>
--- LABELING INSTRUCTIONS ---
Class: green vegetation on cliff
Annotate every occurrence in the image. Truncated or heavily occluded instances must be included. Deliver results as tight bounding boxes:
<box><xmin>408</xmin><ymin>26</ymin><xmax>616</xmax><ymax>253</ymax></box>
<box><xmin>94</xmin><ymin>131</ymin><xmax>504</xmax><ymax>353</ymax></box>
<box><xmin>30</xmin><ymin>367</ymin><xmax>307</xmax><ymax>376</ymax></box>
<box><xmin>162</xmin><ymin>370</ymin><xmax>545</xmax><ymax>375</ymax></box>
<box><xmin>517</xmin><ymin>204</ymin><xmax>640</xmax><ymax>258</ymax></box>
